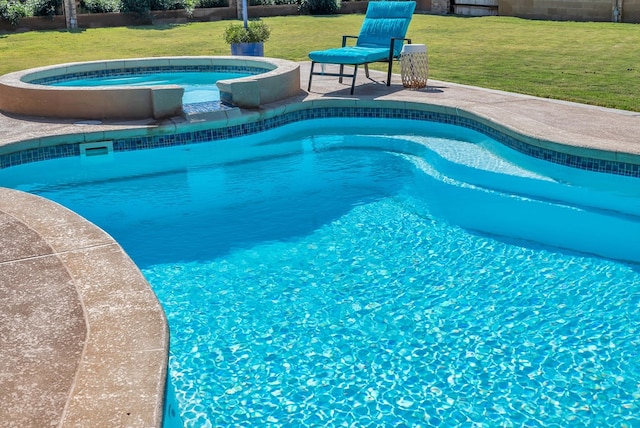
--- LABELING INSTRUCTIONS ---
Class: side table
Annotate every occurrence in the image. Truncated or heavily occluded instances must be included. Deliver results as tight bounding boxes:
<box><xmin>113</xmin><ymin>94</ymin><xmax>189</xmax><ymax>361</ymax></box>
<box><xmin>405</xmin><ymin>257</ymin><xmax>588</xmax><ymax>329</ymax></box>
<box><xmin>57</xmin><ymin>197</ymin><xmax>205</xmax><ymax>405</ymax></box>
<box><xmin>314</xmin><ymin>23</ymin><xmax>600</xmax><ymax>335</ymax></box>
<box><xmin>400</xmin><ymin>44</ymin><xmax>428</xmax><ymax>89</ymax></box>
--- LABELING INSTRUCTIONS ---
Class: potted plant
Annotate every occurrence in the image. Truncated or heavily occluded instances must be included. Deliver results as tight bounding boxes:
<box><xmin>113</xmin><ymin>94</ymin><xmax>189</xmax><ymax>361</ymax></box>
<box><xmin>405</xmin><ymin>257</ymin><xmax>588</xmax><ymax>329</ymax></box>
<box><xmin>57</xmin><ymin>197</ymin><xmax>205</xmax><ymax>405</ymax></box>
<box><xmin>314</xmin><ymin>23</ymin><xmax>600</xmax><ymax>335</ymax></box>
<box><xmin>223</xmin><ymin>20</ymin><xmax>271</xmax><ymax>57</ymax></box>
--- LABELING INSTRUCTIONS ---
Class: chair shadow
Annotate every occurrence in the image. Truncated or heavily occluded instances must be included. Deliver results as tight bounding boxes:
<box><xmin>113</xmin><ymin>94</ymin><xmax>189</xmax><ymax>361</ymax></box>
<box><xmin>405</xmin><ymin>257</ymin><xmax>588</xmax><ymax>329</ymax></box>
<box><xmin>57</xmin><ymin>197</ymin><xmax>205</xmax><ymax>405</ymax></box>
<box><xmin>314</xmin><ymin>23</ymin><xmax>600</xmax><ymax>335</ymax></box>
<box><xmin>309</xmin><ymin>77</ymin><xmax>445</xmax><ymax>97</ymax></box>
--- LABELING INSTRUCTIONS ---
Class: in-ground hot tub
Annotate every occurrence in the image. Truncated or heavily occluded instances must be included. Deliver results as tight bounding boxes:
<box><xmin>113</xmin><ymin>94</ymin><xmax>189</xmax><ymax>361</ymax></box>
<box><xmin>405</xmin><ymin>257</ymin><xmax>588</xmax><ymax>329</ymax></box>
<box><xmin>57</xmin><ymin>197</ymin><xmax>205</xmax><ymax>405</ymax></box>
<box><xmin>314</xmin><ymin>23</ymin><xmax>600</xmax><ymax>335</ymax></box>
<box><xmin>0</xmin><ymin>56</ymin><xmax>301</xmax><ymax>121</ymax></box>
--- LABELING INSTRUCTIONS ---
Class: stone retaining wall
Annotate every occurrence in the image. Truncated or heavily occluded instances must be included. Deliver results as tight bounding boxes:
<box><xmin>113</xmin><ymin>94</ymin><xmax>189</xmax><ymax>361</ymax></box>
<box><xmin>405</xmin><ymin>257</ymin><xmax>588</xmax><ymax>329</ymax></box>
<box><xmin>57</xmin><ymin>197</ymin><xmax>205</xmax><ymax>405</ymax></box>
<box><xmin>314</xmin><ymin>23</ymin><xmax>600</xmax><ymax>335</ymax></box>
<box><xmin>499</xmin><ymin>0</ymin><xmax>639</xmax><ymax>22</ymax></box>
<box><xmin>0</xmin><ymin>2</ymin><xmax>369</xmax><ymax>32</ymax></box>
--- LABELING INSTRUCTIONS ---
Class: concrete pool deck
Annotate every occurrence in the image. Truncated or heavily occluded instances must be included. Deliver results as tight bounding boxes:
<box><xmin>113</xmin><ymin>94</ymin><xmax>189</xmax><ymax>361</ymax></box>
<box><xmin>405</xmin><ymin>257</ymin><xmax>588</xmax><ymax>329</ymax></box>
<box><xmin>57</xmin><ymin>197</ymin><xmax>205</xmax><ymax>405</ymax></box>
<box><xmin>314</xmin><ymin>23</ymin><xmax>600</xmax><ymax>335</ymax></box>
<box><xmin>1</xmin><ymin>61</ymin><xmax>640</xmax><ymax>427</ymax></box>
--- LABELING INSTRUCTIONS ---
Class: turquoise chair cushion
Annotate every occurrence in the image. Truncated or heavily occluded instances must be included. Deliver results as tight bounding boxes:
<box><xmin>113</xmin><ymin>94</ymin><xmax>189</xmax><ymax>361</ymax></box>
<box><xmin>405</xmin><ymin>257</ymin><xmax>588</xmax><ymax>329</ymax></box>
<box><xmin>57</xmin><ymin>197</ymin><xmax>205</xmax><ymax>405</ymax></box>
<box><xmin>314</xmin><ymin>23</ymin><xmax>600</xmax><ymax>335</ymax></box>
<box><xmin>357</xmin><ymin>2</ymin><xmax>416</xmax><ymax>56</ymax></box>
<box><xmin>308</xmin><ymin>1</ymin><xmax>416</xmax><ymax>65</ymax></box>
<box><xmin>308</xmin><ymin>47</ymin><xmax>390</xmax><ymax>65</ymax></box>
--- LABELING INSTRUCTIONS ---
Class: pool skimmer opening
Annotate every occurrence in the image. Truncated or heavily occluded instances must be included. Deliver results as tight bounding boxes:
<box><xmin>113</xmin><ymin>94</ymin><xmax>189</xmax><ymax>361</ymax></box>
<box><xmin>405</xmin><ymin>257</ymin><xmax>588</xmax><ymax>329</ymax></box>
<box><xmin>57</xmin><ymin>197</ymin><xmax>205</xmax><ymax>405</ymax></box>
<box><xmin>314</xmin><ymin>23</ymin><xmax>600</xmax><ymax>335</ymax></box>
<box><xmin>80</xmin><ymin>141</ymin><xmax>114</xmax><ymax>157</ymax></box>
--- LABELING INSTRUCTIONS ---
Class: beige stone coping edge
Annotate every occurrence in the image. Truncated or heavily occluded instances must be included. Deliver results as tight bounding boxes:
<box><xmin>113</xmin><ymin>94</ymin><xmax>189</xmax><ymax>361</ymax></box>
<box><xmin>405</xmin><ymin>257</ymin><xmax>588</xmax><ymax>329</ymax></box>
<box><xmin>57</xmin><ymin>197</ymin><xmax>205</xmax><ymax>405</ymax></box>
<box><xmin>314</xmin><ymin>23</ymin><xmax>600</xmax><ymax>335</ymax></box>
<box><xmin>0</xmin><ymin>188</ymin><xmax>169</xmax><ymax>427</ymax></box>
<box><xmin>0</xmin><ymin>56</ymin><xmax>301</xmax><ymax>120</ymax></box>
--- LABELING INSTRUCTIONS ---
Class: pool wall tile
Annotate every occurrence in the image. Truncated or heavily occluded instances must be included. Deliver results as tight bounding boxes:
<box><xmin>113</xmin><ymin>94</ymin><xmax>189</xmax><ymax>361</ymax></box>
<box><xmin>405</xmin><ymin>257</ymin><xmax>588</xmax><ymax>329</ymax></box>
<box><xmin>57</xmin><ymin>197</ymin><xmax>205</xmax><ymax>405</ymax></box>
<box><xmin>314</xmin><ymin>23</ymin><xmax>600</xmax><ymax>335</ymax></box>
<box><xmin>30</xmin><ymin>64</ymin><xmax>269</xmax><ymax>85</ymax></box>
<box><xmin>310</xmin><ymin>99</ymin><xmax>358</xmax><ymax>109</ymax></box>
<box><xmin>24</xmin><ymin>67</ymin><xmax>65</xmax><ymax>82</ymax></box>
<box><xmin>0</xmin><ymin>139</ymin><xmax>41</xmax><ymax>156</ymax></box>
<box><xmin>168</xmin><ymin>57</ymin><xmax>212</xmax><ymax>67</ymax></box>
<box><xmin>124</xmin><ymin>58</ymin><xmax>172</xmax><ymax>69</ymax></box>
<box><xmin>64</xmin><ymin>61</ymin><xmax>110</xmax><ymax>75</ymax></box>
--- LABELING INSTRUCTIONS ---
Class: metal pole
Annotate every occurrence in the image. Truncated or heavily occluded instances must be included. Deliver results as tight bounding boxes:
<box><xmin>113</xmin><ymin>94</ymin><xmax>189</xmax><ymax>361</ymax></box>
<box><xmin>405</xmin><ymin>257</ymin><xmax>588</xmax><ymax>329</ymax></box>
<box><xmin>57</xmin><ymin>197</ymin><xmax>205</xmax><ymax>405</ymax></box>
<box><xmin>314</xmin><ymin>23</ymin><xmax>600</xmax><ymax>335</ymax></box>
<box><xmin>242</xmin><ymin>0</ymin><xmax>248</xmax><ymax>29</ymax></box>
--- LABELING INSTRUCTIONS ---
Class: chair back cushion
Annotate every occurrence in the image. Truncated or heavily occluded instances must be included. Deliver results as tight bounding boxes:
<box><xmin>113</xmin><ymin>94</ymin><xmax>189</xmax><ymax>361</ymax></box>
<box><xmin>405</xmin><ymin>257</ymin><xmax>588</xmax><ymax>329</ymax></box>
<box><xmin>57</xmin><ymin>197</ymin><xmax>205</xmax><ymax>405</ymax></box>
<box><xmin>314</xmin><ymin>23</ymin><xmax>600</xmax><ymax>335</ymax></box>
<box><xmin>356</xmin><ymin>1</ymin><xmax>416</xmax><ymax>56</ymax></box>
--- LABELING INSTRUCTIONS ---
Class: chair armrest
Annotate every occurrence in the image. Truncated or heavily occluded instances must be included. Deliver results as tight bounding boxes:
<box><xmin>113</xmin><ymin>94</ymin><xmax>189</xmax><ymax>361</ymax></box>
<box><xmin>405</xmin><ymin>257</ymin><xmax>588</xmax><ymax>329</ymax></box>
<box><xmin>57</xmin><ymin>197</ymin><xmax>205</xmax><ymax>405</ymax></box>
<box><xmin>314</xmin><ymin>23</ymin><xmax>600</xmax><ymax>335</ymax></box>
<box><xmin>342</xmin><ymin>35</ymin><xmax>359</xmax><ymax>47</ymax></box>
<box><xmin>388</xmin><ymin>37</ymin><xmax>413</xmax><ymax>61</ymax></box>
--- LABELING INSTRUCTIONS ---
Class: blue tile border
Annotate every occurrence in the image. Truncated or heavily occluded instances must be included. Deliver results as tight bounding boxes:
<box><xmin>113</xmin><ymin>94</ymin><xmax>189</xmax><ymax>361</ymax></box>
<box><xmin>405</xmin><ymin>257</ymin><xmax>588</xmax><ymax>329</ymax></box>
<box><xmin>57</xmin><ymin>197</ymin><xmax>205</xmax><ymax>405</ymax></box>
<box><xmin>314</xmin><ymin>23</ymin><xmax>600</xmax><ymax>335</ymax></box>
<box><xmin>2</xmin><ymin>106</ymin><xmax>639</xmax><ymax>178</ymax></box>
<box><xmin>29</xmin><ymin>65</ymin><xmax>269</xmax><ymax>85</ymax></box>
<box><xmin>1</xmin><ymin>144</ymin><xmax>79</xmax><ymax>169</ymax></box>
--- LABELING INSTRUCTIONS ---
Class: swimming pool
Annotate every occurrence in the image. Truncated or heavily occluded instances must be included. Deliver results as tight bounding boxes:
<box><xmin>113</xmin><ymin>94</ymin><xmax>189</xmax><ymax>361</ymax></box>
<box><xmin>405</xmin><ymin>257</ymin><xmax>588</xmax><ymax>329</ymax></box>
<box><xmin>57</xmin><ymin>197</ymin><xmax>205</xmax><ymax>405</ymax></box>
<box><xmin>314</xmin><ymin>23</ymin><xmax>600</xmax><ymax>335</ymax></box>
<box><xmin>2</xmin><ymin>117</ymin><xmax>640</xmax><ymax>426</ymax></box>
<box><xmin>50</xmin><ymin>71</ymin><xmax>251</xmax><ymax>105</ymax></box>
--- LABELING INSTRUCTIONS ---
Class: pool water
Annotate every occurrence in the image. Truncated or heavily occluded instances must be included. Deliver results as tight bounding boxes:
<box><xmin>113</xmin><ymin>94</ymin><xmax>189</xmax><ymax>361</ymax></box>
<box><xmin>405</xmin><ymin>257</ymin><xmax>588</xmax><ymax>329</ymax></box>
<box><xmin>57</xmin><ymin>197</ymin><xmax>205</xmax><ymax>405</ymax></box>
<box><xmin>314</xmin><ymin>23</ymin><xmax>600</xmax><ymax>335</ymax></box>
<box><xmin>3</xmin><ymin>119</ymin><xmax>640</xmax><ymax>426</ymax></box>
<box><xmin>51</xmin><ymin>71</ymin><xmax>250</xmax><ymax>104</ymax></box>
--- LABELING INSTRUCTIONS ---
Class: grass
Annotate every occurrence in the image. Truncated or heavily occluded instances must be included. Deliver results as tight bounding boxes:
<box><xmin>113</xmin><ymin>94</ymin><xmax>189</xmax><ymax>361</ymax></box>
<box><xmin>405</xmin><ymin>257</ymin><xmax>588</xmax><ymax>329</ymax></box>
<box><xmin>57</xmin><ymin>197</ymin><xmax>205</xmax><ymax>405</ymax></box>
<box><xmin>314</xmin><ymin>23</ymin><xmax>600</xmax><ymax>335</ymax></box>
<box><xmin>1</xmin><ymin>14</ymin><xmax>639</xmax><ymax>111</ymax></box>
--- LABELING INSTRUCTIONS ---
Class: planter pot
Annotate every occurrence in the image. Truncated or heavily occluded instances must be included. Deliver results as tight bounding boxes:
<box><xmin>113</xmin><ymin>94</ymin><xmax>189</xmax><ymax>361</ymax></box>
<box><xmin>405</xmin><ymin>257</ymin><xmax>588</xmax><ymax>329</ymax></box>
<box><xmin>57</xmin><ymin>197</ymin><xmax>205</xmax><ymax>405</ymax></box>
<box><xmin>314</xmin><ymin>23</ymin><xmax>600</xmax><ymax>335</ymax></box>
<box><xmin>230</xmin><ymin>42</ymin><xmax>264</xmax><ymax>57</ymax></box>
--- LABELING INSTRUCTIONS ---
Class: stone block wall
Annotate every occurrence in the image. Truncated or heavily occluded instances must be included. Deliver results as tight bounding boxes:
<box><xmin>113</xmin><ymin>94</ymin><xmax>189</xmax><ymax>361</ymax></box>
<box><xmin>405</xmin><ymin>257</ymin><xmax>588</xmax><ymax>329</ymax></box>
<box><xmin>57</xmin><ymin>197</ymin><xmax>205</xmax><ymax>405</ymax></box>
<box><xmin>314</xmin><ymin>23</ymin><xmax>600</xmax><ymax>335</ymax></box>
<box><xmin>620</xmin><ymin>0</ymin><xmax>640</xmax><ymax>21</ymax></box>
<box><xmin>499</xmin><ymin>0</ymin><xmax>640</xmax><ymax>23</ymax></box>
<box><xmin>420</xmin><ymin>0</ymin><xmax>444</xmax><ymax>14</ymax></box>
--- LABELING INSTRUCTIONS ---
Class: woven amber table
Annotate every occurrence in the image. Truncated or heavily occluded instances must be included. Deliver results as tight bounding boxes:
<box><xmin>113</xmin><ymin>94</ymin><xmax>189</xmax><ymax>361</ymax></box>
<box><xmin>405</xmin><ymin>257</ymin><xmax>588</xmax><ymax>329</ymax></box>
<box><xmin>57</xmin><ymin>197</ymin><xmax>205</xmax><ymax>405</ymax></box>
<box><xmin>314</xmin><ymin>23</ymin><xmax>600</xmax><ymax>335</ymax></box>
<box><xmin>400</xmin><ymin>44</ymin><xmax>428</xmax><ymax>89</ymax></box>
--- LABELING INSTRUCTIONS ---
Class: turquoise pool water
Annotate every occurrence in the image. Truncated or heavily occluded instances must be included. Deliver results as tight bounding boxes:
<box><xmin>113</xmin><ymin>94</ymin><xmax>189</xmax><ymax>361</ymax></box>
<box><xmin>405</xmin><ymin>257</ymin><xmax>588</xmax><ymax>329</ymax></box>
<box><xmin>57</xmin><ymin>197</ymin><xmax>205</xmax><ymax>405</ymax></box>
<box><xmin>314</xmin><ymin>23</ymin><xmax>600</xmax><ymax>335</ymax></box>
<box><xmin>3</xmin><ymin>119</ymin><xmax>640</xmax><ymax>426</ymax></box>
<box><xmin>51</xmin><ymin>71</ymin><xmax>250</xmax><ymax>104</ymax></box>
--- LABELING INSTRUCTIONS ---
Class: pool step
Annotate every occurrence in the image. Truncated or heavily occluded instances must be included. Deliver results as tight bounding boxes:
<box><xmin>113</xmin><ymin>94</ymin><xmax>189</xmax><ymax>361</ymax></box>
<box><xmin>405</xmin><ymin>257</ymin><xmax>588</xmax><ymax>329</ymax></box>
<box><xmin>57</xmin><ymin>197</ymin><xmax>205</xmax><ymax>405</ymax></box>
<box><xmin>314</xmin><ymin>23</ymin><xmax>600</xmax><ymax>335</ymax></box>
<box><xmin>183</xmin><ymin>101</ymin><xmax>242</xmax><ymax>123</ymax></box>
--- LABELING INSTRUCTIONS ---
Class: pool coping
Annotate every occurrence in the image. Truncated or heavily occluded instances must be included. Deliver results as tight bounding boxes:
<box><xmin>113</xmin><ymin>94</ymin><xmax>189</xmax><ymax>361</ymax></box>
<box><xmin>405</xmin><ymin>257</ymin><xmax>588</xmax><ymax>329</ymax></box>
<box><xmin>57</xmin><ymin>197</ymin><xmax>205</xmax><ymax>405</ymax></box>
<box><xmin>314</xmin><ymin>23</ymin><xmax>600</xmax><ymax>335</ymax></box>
<box><xmin>2</xmin><ymin>62</ymin><xmax>640</xmax><ymax>427</ymax></box>
<box><xmin>0</xmin><ymin>189</ymin><xmax>169</xmax><ymax>427</ymax></box>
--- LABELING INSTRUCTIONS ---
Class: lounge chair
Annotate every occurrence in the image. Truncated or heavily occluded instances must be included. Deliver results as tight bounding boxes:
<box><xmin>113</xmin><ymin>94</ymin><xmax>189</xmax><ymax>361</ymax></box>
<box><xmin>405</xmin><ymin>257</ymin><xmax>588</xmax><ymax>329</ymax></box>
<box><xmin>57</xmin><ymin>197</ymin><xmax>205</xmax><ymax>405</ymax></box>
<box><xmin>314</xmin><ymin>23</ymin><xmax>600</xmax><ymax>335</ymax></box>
<box><xmin>307</xmin><ymin>1</ymin><xmax>416</xmax><ymax>95</ymax></box>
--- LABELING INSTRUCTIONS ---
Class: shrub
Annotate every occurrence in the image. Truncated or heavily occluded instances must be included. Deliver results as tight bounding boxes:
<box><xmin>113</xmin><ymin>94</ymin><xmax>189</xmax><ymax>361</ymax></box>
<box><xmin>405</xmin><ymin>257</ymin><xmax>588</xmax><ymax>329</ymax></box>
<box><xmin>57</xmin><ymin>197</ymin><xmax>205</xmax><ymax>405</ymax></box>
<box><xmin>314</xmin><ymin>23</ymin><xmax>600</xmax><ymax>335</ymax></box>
<box><xmin>121</xmin><ymin>0</ymin><xmax>148</xmax><ymax>14</ymax></box>
<box><xmin>81</xmin><ymin>0</ymin><xmax>120</xmax><ymax>13</ymax></box>
<box><xmin>299</xmin><ymin>0</ymin><xmax>340</xmax><ymax>15</ymax></box>
<box><xmin>196</xmin><ymin>0</ymin><xmax>226</xmax><ymax>8</ymax></box>
<box><xmin>181</xmin><ymin>0</ymin><xmax>195</xmax><ymax>15</ymax></box>
<box><xmin>86</xmin><ymin>0</ymin><xmax>204</xmax><ymax>13</ymax></box>
<box><xmin>249</xmin><ymin>0</ymin><xmax>297</xmax><ymax>5</ymax></box>
<box><xmin>29</xmin><ymin>0</ymin><xmax>61</xmax><ymax>17</ymax></box>
<box><xmin>149</xmin><ymin>0</ymin><xmax>178</xmax><ymax>9</ymax></box>
<box><xmin>223</xmin><ymin>19</ymin><xmax>270</xmax><ymax>44</ymax></box>
<box><xmin>0</xmin><ymin>0</ymin><xmax>30</xmax><ymax>26</ymax></box>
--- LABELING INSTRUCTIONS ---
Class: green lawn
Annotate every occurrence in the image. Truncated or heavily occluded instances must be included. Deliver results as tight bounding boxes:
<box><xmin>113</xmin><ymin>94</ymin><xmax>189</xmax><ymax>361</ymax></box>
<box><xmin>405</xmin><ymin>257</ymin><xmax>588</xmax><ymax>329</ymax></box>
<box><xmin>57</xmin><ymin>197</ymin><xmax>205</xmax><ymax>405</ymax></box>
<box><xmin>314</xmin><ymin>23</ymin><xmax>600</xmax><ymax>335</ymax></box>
<box><xmin>1</xmin><ymin>15</ymin><xmax>639</xmax><ymax>111</ymax></box>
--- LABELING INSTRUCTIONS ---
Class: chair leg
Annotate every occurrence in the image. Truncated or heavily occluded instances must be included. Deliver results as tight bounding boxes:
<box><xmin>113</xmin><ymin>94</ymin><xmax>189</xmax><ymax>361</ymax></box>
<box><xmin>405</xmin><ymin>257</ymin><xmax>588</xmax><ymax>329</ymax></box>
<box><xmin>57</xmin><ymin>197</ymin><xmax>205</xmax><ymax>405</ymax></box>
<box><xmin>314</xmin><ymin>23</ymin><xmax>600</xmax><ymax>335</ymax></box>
<box><xmin>386</xmin><ymin>61</ymin><xmax>393</xmax><ymax>87</ymax></box>
<box><xmin>350</xmin><ymin>65</ymin><xmax>358</xmax><ymax>95</ymax></box>
<box><xmin>339</xmin><ymin>64</ymin><xmax>344</xmax><ymax>84</ymax></box>
<box><xmin>308</xmin><ymin>61</ymin><xmax>316</xmax><ymax>92</ymax></box>
<box><xmin>365</xmin><ymin>64</ymin><xmax>370</xmax><ymax>78</ymax></box>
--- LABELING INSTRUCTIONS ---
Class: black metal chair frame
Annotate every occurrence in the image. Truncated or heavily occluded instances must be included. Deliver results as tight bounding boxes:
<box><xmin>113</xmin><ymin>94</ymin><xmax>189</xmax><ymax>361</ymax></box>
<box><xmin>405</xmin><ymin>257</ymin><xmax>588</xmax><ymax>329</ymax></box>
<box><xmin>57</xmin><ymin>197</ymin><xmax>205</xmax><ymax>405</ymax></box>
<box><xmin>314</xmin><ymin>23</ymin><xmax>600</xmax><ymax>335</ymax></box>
<box><xmin>308</xmin><ymin>36</ymin><xmax>412</xmax><ymax>95</ymax></box>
